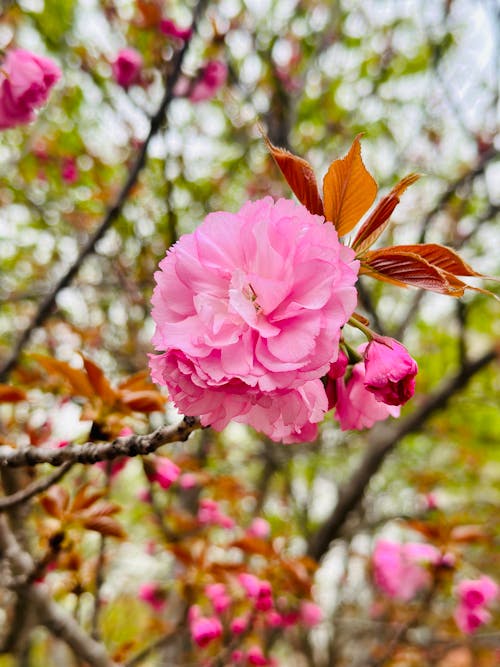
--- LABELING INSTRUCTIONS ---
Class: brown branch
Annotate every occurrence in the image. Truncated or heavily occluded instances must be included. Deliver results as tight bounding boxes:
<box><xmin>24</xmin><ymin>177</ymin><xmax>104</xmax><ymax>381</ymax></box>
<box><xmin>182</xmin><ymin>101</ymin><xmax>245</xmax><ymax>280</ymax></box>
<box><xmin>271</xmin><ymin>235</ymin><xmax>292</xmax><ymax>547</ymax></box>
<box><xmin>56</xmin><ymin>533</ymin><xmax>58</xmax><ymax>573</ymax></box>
<box><xmin>0</xmin><ymin>515</ymin><xmax>116</xmax><ymax>667</ymax></box>
<box><xmin>0</xmin><ymin>461</ymin><xmax>74</xmax><ymax>511</ymax></box>
<box><xmin>307</xmin><ymin>347</ymin><xmax>497</xmax><ymax>561</ymax></box>
<box><xmin>0</xmin><ymin>417</ymin><xmax>201</xmax><ymax>468</ymax></box>
<box><xmin>0</xmin><ymin>0</ymin><xmax>209</xmax><ymax>383</ymax></box>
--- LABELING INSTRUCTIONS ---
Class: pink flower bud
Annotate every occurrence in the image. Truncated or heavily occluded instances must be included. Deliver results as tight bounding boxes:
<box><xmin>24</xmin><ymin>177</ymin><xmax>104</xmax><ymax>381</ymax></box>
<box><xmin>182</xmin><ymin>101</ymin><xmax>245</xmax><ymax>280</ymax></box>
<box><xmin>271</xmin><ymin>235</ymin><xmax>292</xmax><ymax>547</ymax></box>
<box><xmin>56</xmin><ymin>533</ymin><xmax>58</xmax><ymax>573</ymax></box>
<box><xmin>300</xmin><ymin>601</ymin><xmax>323</xmax><ymax>627</ymax></box>
<box><xmin>160</xmin><ymin>18</ymin><xmax>193</xmax><ymax>42</ymax></box>
<box><xmin>230</xmin><ymin>616</ymin><xmax>248</xmax><ymax>634</ymax></box>
<box><xmin>190</xmin><ymin>614</ymin><xmax>223</xmax><ymax>647</ymax></box>
<box><xmin>112</xmin><ymin>48</ymin><xmax>142</xmax><ymax>88</ymax></box>
<box><xmin>189</xmin><ymin>60</ymin><xmax>227</xmax><ymax>103</ymax></box>
<box><xmin>363</xmin><ymin>337</ymin><xmax>417</xmax><ymax>406</ymax></box>
<box><xmin>179</xmin><ymin>472</ymin><xmax>197</xmax><ymax>489</ymax></box>
<box><xmin>454</xmin><ymin>604</ymin><xmax>491</xmax><ymax>634</ymax></box>
<box><xmin>325</xmin><ymin>350</ymin><xmax>348</xmax><ymax>409</ymax></box>
<box><xmin>205</xmin><ymin>583</ymin><xmax>231</xmax><ymax>614</ymax></box>
<box><xmin>457</xmin><ymin>577</ymin><xmax>498</xmax><ymax>609</ymax></box>
<box><xmin>0</xmin><ymin>49</ymin><xmax>61</xmax><ymax>129</ymax></box>
<box><xmin>138</xmin><ymin>582</ymin><xmax>165</xmax><ymax>612</ymax></box>
<box><xmin>61</xmin><ymin>157</ymin><xmax>78</xmax><ymax>184</ymax></box>
<box><xmin>247</xmin><ymin>645</ymin><xmax>268</xmax><ymax>665</ymax></box>
<box><xmin>247</xmin><ymin>518</ymin><xmax>271</xmax><ymax>539</ymax></box>
<box><xmin>147</xmin><ymin>456</ymin><xmax>180</xmax><ymax>489</ymax></box>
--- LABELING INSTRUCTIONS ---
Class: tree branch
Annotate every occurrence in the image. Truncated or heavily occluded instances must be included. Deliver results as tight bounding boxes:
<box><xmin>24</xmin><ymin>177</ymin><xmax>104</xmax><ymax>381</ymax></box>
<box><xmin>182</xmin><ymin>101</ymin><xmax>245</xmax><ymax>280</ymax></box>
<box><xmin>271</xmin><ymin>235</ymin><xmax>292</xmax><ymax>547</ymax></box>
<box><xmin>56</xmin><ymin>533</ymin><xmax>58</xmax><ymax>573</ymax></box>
<box><xmin>0</xmin><ymin>515</ymin><xmax>116</xmax><ymax>667</ymax></box>
<box><xmin>0</xmin><ymin>0</ymin><xmax>209</xmax><ymax>383</ymax></box>
<box><xmin>0</xmin><ymin>417</ymin><xmax>201</xmax><ymax>468</ymax></box>
<box><xmin>0</xmin><ymin>461</ymin><xmax>74</xmax><ymax>511</ymax></box>
<box><xmin>307</xmin><ymin>348</ymin><xmax>497</xmax><ymax>561</ymax></box>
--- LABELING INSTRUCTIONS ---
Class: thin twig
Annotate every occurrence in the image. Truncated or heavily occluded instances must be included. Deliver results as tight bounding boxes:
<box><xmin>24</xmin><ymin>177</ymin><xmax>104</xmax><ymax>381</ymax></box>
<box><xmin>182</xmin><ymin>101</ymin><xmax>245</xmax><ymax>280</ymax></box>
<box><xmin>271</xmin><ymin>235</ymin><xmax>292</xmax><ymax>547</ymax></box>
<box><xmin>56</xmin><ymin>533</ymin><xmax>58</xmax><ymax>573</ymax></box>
<box><xmin>0</xmin><ymin>461</ymin><xmax>73</xmax><ymax>511</ymax></box>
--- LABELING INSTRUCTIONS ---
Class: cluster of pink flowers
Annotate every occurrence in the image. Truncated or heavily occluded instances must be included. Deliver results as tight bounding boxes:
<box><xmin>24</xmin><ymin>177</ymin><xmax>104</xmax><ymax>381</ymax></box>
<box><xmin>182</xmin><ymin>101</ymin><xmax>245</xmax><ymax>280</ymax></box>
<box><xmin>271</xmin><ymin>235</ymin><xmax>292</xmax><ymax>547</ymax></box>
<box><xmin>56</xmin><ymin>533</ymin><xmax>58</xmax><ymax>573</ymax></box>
<box><xmin>372</xmin><ymin>540</ymin><xmax>442</xmax><ymax>601</ymax></box>
<box><xmin>326</xmin><ymin>338</ymin><xmax>417</xmax><ymax>431</ymax></box>
<box><xmin>150</xmin><ymin>197</ymin><xmax>417</xmax><ymax>441</ymax></box>
<box><xmin>454</xmin><ymin>576</ymin><xmax>498</xmax><ymax>634</ymax></box>
<box><xmin>197</xmin><ymin>498</ymin><xmax>235</xmax><ymax>529</ymax></box>
<box><xmin>150</xmin><ymin>197</ymin><xmax>359</xmax><ymax>442</ymax></box>
<box><xmin>0</xmin><ymin>49</ymin><xmax>61</xmax><ymax>130</ymax></box>
<box><xmin>187</xmin><ymin>572</ymin><xmax>323</xmax><ymax>663</ymax></box>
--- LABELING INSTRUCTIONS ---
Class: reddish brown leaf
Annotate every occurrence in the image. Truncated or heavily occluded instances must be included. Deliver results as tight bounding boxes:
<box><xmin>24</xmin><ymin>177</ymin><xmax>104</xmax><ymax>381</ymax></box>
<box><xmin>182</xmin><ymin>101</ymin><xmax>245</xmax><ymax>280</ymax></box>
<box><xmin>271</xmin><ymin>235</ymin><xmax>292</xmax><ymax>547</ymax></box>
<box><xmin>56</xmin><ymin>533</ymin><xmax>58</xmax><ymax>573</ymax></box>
<box><xmin>352</xmin><ymin>173</ymin><xmax>420</xmax><ymax>253</ymax></box>
<box><xmin>264</xmin><ymin>136</ymin><xmax>324</xmax><ymax>216</ymax></box>
<box><xmin>82</xmin><ymin>516</ymin><xmax>126</xmax><ymax>539</ymax></box>
<box><xmin>323</xmin><ymin>135</ymin><xmax>378</xmax><ymax>236</ymax></box>
<box><xmin>119</xmin><ymin>389</ymin><xmax>167</xmax><ymax>413</ymax></box>
<box><xmin>82</xmin><ymin>356</ymin><xmax>117</xmax><ymax>405</ymax></box>
<box><xmin>32</xmin><ymin>355</ymin><xmax>94</xmax><ymax>400</ymax></box>
<box><xmin>362</xmin><ymin>245</ymin><xmax>499</xmax><ymax>300</ymax></box>
<box><xmin>383</xmin><ymin>244</ymin><xmax>483</xmax><ymax>277</ymax></box>
<box><xmin>360</xmin><ymin>248</ymin><xmax>467</xmax><ymax>296</ymax></box>
<box><xmin>0</xmin><ymin>385</ymin><xmax>26</xmax><ymax>402</ymax></box>
<box><xmin>71</xmin><ymin>485</ymin><xmax>104</xmax><ymax>512</ymax></box>
<box><xmin>40</xmin><ymin>486</ymin><xmax>70</xmax><ymax>519</ymax></box>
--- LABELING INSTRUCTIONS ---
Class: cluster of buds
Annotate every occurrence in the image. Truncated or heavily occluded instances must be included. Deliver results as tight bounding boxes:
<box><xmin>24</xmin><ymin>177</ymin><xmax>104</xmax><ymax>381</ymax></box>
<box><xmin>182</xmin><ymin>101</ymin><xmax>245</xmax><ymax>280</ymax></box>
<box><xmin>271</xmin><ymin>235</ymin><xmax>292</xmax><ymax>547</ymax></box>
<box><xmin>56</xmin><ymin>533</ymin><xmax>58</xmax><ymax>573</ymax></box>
<box><xmin>186</xmin><ymin>573</ymin><xmax>323</xmax><ymax>664</ymax></box>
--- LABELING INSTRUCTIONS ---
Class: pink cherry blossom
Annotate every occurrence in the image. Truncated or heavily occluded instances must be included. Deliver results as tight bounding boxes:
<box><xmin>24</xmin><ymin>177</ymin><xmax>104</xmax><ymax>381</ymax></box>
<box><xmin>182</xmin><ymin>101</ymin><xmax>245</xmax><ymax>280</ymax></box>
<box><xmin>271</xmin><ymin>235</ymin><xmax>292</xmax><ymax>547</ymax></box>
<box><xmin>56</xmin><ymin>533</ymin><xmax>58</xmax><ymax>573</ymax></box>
<box><xmin>189</xmin><ymin>610</ymin><xmax>223</xmax><ymax>647</ymax></box>
<box><xmin>197</xmin><ymin>498</ymin><xmax>235</xmax><ymax>529</ymax></box>
<box><xmin>150</xmin><ymin>197</ymin><xmax>359</xmax><ymax>442</ymax></box>
<box><xmin>457</xmin><ymin>576</ymin><xmax>498</xmax><ymax>608</ymax></box>
<box><xmin>189</xmin><ymin>60</ymin><xmax>227</xmax><ymax>102</ymax></box>
<box><xmin>334</xmin><ymin>361</ymin><xmax>400</xmax><ymax>431</ymax></box>
<box><xmin>112</xmin><ymin>48</ymin><xmax>142</xmax><ymax>88</ymax></box>
<box><xmin>300</xmin><ymin>601</ymin><xmax>323</xmax><ymax>627</ymax></box>
<box><xmin>230</xmin><ymin>616</ymin><xmax>248</xmax><ymax>635</ymax></box>
<box><xmin>146</xmin><ymin>456</ymin><xmax>180</xmax><ymax>489</ymax></box>
<box><xmin>0</xmin><ymin>49</ymin><xmax>61</xmax><ymax>129</ymax></box>
<box><xmin>247</xmin><ymin>646</ymin><xmax>268</xmax><ymax>665</ymax></box>
<box><xmin>160</xmin><ymin>18</ymin><xmax>193</xmax><ymax>42</ymax></box>
<box><xmin>373</xmin><ymin>540</ymin><xmax>440</xmax><ymax>601</ymax></box>
<box><xmin>247</xmin><ymin>518</ymin><xmax>271</xmax><ymax>539</ymax></box>
<box><xmin>205</xmin><ymin>583</ymin><xmax>231</xmax><ymax>614</ymax></box>
<box><xmin>138</xmin><ymin>582</ymin><xmax>165</xmax><ymax>612</ymax></box>
<box><xmin>363</xmin><ymin>337</ymin><xmax>417</xmax><ymax>406</ymax></box>
<box><xmin>454</xmin><ymin>576</ymin><xmax>498</xmax><ymax>634</ymax></box>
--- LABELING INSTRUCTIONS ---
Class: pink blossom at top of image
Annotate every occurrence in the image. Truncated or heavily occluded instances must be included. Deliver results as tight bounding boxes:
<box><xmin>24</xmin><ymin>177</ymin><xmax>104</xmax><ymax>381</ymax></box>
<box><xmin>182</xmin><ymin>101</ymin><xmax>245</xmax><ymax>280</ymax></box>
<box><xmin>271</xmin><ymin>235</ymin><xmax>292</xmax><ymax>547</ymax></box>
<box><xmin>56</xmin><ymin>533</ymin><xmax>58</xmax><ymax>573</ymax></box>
<box><xmin>189</xmin><ymin>60</ymin><xmax>227</xmax><ymax>102</ymax></box>
<box><xmin>363</xmin><ymin>337</ymin><xmax>418</xmax><ymax>406</ymax></box>
<box><xmin>160</xmin><ymin>18</ymin><xmax>193</xmax><ymax>42</ymax></box>
<box><xmin>149</xmin><ymin>197</ymin><xmax>359</xmax><ymax>442</ymax></box>
<box><xmin>0</xmin><ymin>49</ymin><xmax>61</xmax><ymax>129</ymax></box>
<box><xmin>112</xmin><ymin>48</ymin><xmax>142</xmax><ymax>88</ymax></box>
<box><xmin>372</xmin><ymin>540</ymin><xmax>441</xmax><ymax>601</ymax></box>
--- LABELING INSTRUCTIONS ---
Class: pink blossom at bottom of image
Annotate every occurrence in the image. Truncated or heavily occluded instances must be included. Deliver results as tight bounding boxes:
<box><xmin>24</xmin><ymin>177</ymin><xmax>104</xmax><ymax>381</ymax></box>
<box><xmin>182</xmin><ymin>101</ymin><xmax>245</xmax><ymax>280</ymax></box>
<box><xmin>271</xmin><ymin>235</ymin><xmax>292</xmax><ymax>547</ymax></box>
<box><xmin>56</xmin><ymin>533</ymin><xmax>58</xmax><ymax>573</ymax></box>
<box><xmin>454</xmin><ymin>576</ymin><xmax>498</xmax><ymax>634</ymax></box>
<box><xmin>372</xmin><ymin>540</ymin><xmax>440</xmax><ymax>601</ymax></box>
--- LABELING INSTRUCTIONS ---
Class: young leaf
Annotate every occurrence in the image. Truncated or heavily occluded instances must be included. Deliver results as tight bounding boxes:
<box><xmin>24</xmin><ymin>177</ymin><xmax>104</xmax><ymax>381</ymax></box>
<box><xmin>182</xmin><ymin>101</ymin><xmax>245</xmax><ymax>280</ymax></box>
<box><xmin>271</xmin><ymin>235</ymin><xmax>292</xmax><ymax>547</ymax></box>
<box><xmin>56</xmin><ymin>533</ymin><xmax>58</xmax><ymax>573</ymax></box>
<box><xmin>82</xmin><ymin>356</ymin><xmax>117</xmax><ymax>405</ymax></box>
<box><xmin>352</xmin><ymin>173</ymin><xmax>420</xmax><ymax>253</ymax></box>
<box><xmin>323</xmin><ymin>135</ymin><xmax>378</xmax><ymax>236</ymax></box>
<box><xmin>361</xmin><ymin>245</ymin><xmax>499</xmax><ymax>300</ymax></box>
<box><xmin>264</xmin><ymin>136</ymin><xmax>324</xmax><ymax>216</ymax></box>
<box><xmin>32</xmin><ymin>354</ymin><xmax>94</xmax><ymax>400</ymax></box>
<box><xmin>360</xmin><ymin>248</ymin><xmax>467</xmax><ymax>296</ymax></box>
<box><xmin>0</xmin><ymin>385</ymin><xmax>26</xmax><ymax>402</ymax></box>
